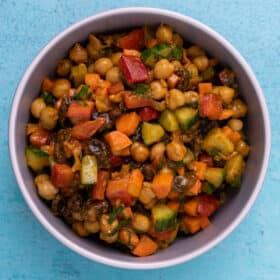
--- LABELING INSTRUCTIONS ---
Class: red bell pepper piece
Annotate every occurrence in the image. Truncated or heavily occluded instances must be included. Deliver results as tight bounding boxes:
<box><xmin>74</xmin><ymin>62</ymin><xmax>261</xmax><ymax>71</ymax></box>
<box><xmin>197</xmin><ymin>195</ymin><xmax>219</xmax><ymax>217</ymax></box>
<box><xmin>199</xmin><ymin>93</ymin><xmax>223</xmax><ymax>120</ymax></box>
<box><xmin>139</xmin><ymin>107</ymin><xmax>160</xmax><ymax>121</ymax></box>
<box><xmin>71</xmin><ymin>118</ymin><xmax>105</xmax><ymax>140</ymax></box>
<box><xmin>123</xmin><ymin>91</ymin><xmax>152</xmax><ymax>109</ymax></box>
<box><xmin>51</xmin><ymin>163</ymin><xmax>74</xmax><ymax>188</ymax></box>
<box><xmin>119</xmin><ymin>55</ymin><xmax>148</xmax><ymax>84</ymax></box>
<box><xmin>93</xmin><ymin>170</ymin><xmax>109</xmax><ymax>200</ymax></box>
<box><xmin>117</xmin><ymin>29</ymin><xmax>145</xmax><ymax>50</ymax></box>
<box><xmin>66</xmin><ymin>101</ymin><xmax>94</xmax><ymax>124</ymax></box>
<box><xmin>29</xmin><ymin>129</ymin><xmax>51</xmax><ymax>147</ymax></box>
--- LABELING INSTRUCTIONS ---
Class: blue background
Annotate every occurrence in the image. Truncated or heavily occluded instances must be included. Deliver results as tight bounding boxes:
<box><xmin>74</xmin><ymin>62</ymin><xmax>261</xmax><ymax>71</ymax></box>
<box><xmin>0</xmin><ymin>0</ymin><xmax>279</xmax><ymax>279</ymax></box>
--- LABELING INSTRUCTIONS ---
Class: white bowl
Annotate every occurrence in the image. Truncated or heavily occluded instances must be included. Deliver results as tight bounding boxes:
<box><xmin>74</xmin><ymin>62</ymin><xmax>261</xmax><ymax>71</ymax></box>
<box><xmin>9</xmin><ymin>7</ymin><xmax>271</xmax><ymax>269</ymax></box>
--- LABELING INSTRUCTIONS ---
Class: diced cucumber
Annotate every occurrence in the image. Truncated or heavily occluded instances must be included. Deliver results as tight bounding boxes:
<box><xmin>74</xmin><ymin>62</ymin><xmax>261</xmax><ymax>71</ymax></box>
<box><xmin>81</xmin><ymin>155</ymin><xmax>98</xmax><ymax>185</ymax></box>
<box><xmin>141</xmin><ymin>122</ymin><xmax>165</xmax><ymax>146</ymax></box>
<box><xmin>175</xmin><ymin>107</ymin><xmax>198</xmax><ymax>130</ymax></box>
<box><xmin>25</xmin><ymin>147</ymin><xmax>49</xmax><ymax>172</ymax></box>
<box><xmin>205</xmin><ymin>167</ymin><xmax>225</xmax><ymax>188</ymax></box>
<box><xmin>152</xmin><ymin>204</ymin><xmax>177</xmax><ymax>232</ymax></box>
<box><xmin>202</xmin><ymin>128</ymin><xmax>234</xmax><ymax>156</ymax></box>
<box><xmin>159</xmin><ymin>110</ymin><xmax>179</xmax><ymax>132</ymax></box>
<box><xmin>225</xmin><ymin>153</ymin><xmax>245</xmax><ymax>187</ymax></box>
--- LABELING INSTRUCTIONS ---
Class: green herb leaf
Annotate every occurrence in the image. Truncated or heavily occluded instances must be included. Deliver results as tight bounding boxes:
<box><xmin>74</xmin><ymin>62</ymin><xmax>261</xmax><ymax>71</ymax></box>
<box><xmin>175</xmin><ymin>161</ymin><xmax>186</xmax><ymax>168</ymax></box>
<box><xmin>158</xmin><ymin>157</ymin><xmax>164</xmax><ymax>170</ymax></box>
<box><xmin>203</xmin><ymin>183</ymin><xmax>215</xmax><ymax>194</ymax></box>
<box><xmin>133</xmin><ymin>83</ymin><xmax>150</xmax><ymax>95</ymax></box>
<box><xmin>27</xmin><ymin>146</ymin><xmax>49</xmax><ymax>158</ymax></box>
<box><xmin>73</xmin><ymin>85</ymin><xmax>89</xmax><ymax>100</ymax></box>
<box><xmin>40</xmin><ymin>91</ymin><xmax>55</xmax><ymax>105</ymax></box>
<box><xmin>108</xmin><ymin>204</ymin><xmax>125</xmax><ymax>224</ymax></box>
<box><xmin>169</xmin><ymin>46</ymin><xmax>183</xmax><ymax>59</ymax></box>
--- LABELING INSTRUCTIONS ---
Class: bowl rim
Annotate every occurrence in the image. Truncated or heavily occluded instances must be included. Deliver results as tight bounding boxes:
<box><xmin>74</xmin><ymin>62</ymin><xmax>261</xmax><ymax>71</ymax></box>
<box><xmin>9</xmin><ymin>7</ymin><xmax>271</xmax><ymax>269</ymax></box>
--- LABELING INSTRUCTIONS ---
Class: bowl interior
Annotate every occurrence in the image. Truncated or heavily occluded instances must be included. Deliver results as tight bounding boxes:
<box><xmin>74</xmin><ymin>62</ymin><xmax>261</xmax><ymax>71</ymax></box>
<box><xmin>10</xmin><ymin>8</ymin><xmax>269</xmax><ymax>269</ymax></box>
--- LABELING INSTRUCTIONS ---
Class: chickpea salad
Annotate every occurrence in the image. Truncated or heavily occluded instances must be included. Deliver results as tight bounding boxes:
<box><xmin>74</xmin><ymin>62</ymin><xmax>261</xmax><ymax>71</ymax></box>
<box><xmin>26</xmin><ymin>24</ymin><xmax>250</xmax><ymax>257</ymax></box>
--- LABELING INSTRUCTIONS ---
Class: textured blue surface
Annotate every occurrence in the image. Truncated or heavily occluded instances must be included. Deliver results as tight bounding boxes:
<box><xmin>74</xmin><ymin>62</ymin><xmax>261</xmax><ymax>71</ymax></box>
<box><xmin>0</xmin><ymin>0</ymin><xmax>279</xmax><ymax>279</ymax></box>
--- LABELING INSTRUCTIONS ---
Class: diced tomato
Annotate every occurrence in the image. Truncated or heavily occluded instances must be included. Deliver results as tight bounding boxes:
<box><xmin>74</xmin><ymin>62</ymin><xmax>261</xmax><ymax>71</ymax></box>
<box><xmin>199</xmin><ymin>153</ymin><xmax>214</xmax><ymax>167</ymax></box>
<box><xmin>71</xmin><ymin>118</ymin><xmax>105</xmax><ymax>140</ymax></box>
<box><xmin>119</xmin><ymin>55</ymin><xmax>149</xmax><ymax>84</ymax></box>
<box><xmin>118</xmin><ymin>29</ymin><xmax>145</xmax><ymax>50</ymax></box>
<box><xmin>66</xmin><ymin>101</ymin><xmax>94</xmax><ymax>124</ymax></box>
<box><xmin>29</xmin><ymin>129</ymin><xmax>51</xmax><ymax>147</ymax></box>
<box><xmin>139</xmin><ymin>107</ymin><xmax>160</xmax><ymax>121</ymax></box>
<box><xmin>109</xmin><ymin>155</ymin><xmax>123</xmax><ymax>168</ymax></box>
<box><xmin>197</xmin><ymin>195</ymin><xmax>219</xmax><ymax>217</ymax></box>
<box><xmin>93</xmin><ymin>170</ymin><xmax>109</xmax><ymax>200</ymax></box>
<box><xmin>106</xmin><ymin>178</ymin><xmax>134</xmax><ymax>206</ymax></box>
<box><xmin>51</xmin><ymin>163</ymin><xmax>74</xmax><ymax>188</ymax></box>
<box><xmin>123</xmin><ymin>91</ymin><xmax>152</xmax><ymax>109</ymax></box>
<box><xmin>199</xmin><ymin>93</ymin><xmax>223</xmax><ymax>120</ymax></box>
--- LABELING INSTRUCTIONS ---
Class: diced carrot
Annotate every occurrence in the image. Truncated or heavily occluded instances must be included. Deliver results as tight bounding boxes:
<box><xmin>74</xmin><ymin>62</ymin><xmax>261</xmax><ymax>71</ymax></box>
<box><xmin>128</xmin><ymin>169</ymin><xmax>144</xmax><ymax>197</ymax></box>
<box><xmin>113</xmin><ymin>146</ymin><xmax>131</xmax><ymax>156</ymax></box>
<box><xmin>167</xmin><ymin>74</ymin><xmax>180</xmax><ymax>89</ymax></box>
<box><xmin>116</xmin><ymin>112</ymin><xmax>140</xmax><ymax>136</ymax></box>
<box><xmin>152</xmin><ymin>172</ymin><xmax>174</xmax><ymax>199</ymax></box>
<box><xmin>177</xmin><ymin>166</ymin><xmax>185</xmax><ymax>176</ymax></box>
<box><xmin>123</xmin><ymin>91</ymin><xmax>152</xmax><ymax>109</ymax></box>
<box><xmin>151</xmin><ymin>228</ymin><xmax>176</xmax><ymax>241</ymax></box>
<box><xmin>117</xmin><ymin>29</ymin><xmax>145</xmax><ymax>50</ymax></box>
<box><xmin>29</xmin><ymin>129</ymin><xmax>51</xmax><ymax>147</ymax></box>
<box><xmin>131</xmin><ymin>235</ymin><xmax>158</xmax><ymax>257</ymax></box>
<box><xmin>183</xmin><ymin>216</ymin><xmax>201</xmax><ymax>234</ymax></box>
<box><xmin>108</xmin><ymin>81</ymin><xmax>124</xmax><ymax>95</ymax></box>
<box><xmin>72</xmin><ymin>118</ymin><xmax>105</xmax><ymax>140</ymax></box>
<box><xmin>222</xmin><ymin>126</ymin><xmax>241</xmax><ymax>144</ymax></box>
<box><xmin>167</xmin><ymin>190</ymin><xmax>180</xmax><ymax>200</ymax></box>
<box><xmin>106</xmin><ymin>178</ymin><xmax>134</xmax><ymax>206</ymax></box>
<box><xmin>49</xmin><ymin>141</ymin><xmax>54</xmax><ymax>156</ymax></box>
<box><xmin>93</xmin><ymin>170</ymin><xmax>109</xmax><ymax>200</ymax></box>
<box><xmin>190</xmin><ymin>161</ymin><xmax>207</xmax><ymax>180</ymax></box>
<box><xmin>184</xmin><ymin>198</ymin><xmax>199</xmax><ymax>216</ymax></box>
<box><xmin>105</xmin><ymin>131</ymin><xmax>133</xmax><ymax>154</ymax></box>
<box><xmin>51</xmin><ymin>163</ymin><xmax>74</xmax><ymax>188</ymax></box>
<box><xmin>41</xmin><ymin>77</ymin><xmax>53</xmax><ymax>92</ymax></box>
<box><xmin>167</xmin><ymin>201</ymin><xmax>180</xmax><ymax>212</ymax></box>
<box><xmin>198</xmin><ymin>83</ymin><xmax>213</xmax><ymax>95</ymax></box>
<box><xmin>199</xmin><ymin>93</ymin><xmax>223</xmax><ymax>120</ymax></box>
<box><xmin>146</xmin><ymin>38</ymin><xmax>158</xmax><ymax>48</ymax></box>
<box><xmin>85</xmin><ymin>73</ymin><xmax>100</xmax><ymax>91</ymax></box>
<box><xmin>187</xmin><ymin>179</ymin><xmax>202</xmax><ymax>196</ymax></box>
<box><xmin>200</xmin><ymin>216</ymin><xmax>211</xmax><ymax>229</ymax></box>
<box><xmin>219</xmin><ymin>109</ymin><xmax>233</xmax><ymax>120</ymax></box>
<box><xmin>66</xmin><ymin>101</ymin><xmax>95</xmax><ymax>124</ymax></box>
<box><xmin>120</xmin><ymin>207</ymin><xmax>133</xmax><ymax>219</ymax></box>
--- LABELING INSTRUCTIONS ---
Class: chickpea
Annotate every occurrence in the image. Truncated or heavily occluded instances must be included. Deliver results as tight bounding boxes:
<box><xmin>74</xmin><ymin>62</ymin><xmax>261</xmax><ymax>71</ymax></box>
<box><xmin>132</xmin><ymin>213</ymin><xmax>150</xmax><ymax>233</ymax></box>
<box><xmin>88</xmin><ymin>34</ymin><xmax>102</xmax><ymax>50</ymax></box>
<box><xmin>171</xmin><ymin>60</ymin><xmax>182</xmax><ymax>71</ymax></box>
<box><xmin>84</xmin><ymin>221</ymin><xmax>100</xmax><ymax>234</ymax></box>
<box><xmin>166</xmin><ymin>141</ymin><xmax>187</xmax><ymax>161</ymax></box>
<box><xmin>154</xmin><ymin>59</ymin><xmax>174</xmax><ymax>79</ymax></box>
<box><xmin>151</xmin><ymin>80</ymin><xmax>168</xmax><ymax>100</ymax></box>
<box><xmin>56</xmin><ymin>59</ymin><xmax>72</xmax><ymax>77</ymax></box>
<box><xmin>110</xmin><ymin>52</ymin><xmax>122</xmax><ymax>66</ymax></box>
<box><xmin>193</xmin><ymin>55</ymin><xmax>209</xmax><ymax>71</ymax></box>
<box><xmin>166</xmin><ymin>89</ymin><xmax>185</xmax><ymax>110</ymax></box>
<box><xmin>119</xmin><ymin>228</ymin><xmax>139</xmax><ymax>247</ymax></box>
<box><xmin>99</xmin><ymin>231</ymin><xmax>118</xmax><ymax>244</ymax></box>
<box><xmin>185</xmin><ymin>63</ymin><xmax>199</xmax><ymax>77</ymax></box>
<box><xmin>69</xmin><ymin>43</ymin><xmax>88</xmax><ymax>64</ymax></box>
<box><xmin>150</xmin><ymin>142</ymin><xmax>166</xmax><ymax>161</ymax></box>
<box><xmin>151</xmin><ymin>100</ymin><xmax>166</xmax><ymax>112</ymax></box>
<box><xmin>73</xmin><ymin>222</ymin><xmax>90</xmax><ymax>237</ymax></box>
<box><xmin>100</xmin><ymin>214</ymin><xmax>119</xmax><ymax>235</ymax></box>
<box><xmin>94</xmin><ymin>58</ymin><xmax>113</xmax><ymax>76</ymax></box>
<box><xmin>184</xmin><ymin>91</ymin><xmax>199</xmax><ymax>106</ymax></box>
<box><xmin>187</xmin><ymin>45</ymin><xmax>205</xmax><ymax>58</ymax></box>
<box><xmin>105</xmin><ymin>66</ymin><xmax>121</xmax><ymax>83</ymax></box>
<box><xmin>236</xmin><ymin>140</ymin><xmax>250</xmax><ymax>157</ymax></box>
<box><xmin>39</xmin><ymin>106</ymin><xmax>58</xmax><ymax>130</ymax></box>
<box><xmin>139</xmin><ymin>182</ymin><xmax>156</xmax><ymax>205</ymax></box>
<box><xmin>232</xmin><ymin>99</ymin><xmax>248</xmax><ymax>118</ymax></box>
<box><xmin>131</xmin><ymin>142</ymin><xmax>150</xmax><ymax>163</ymax></box>
<box><xmin>86</xmin><ymin>205</ymin><xmax>98</xmax><ymax>222</ymax></box>
<box><xmin>52</xmin><ymin>79</ymin><xmax>71</xmax><ymax>98</ymax></box>
<box><xmin>172</xmin><ymin>33</ymin><xmax>183</xmax><ymax>47</ymax></box>
<box><xmin>70</xmin><ymin>63</ymin><xmax>87</xmax><ymax>87</ymax></box>
<box><xmin>228</xmin><ymin>118</ymin><xmax>243</xmax><ymax>131</ymax></box>
<box><xmin>156</xmin><ymin>24</ymin><xmax>173</xmax><ymax>43</ymax></box>
<box><xmin>34</xmin><ymin>174</ymin><xmax>58</xmax><ymax>200</ymax></box>
<box><xmin>30</xmin><ymin>98</ymin><xmax>46</xmax><ymax>118</ymax></box>
<box><xmin>213</xmin><ymin>86</ymin><xmax>235</xmax><ymax>104</ymax></box>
